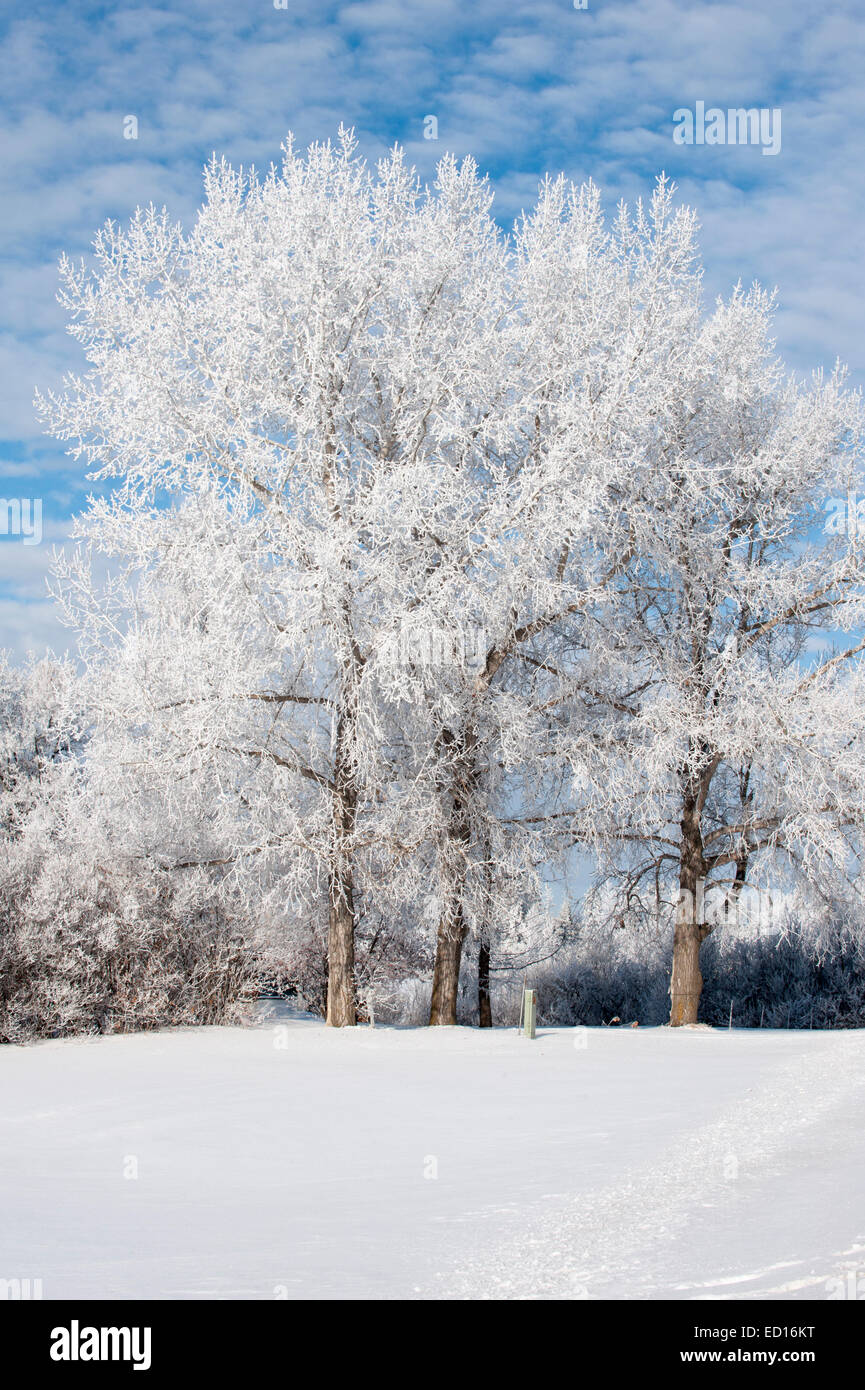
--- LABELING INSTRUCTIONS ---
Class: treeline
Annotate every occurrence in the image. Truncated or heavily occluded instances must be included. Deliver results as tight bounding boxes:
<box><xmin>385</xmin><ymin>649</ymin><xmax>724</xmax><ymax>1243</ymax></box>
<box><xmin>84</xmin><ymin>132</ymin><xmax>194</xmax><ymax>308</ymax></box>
<box><xmin>4</xmin><ymin>134</ymin><xmax>865</xmax><ymax>1037</ymax></box>
<box><xmin>2</xmin><ymin>651</ymin><xmax>863</xmax><ymax>1041</ymax></box>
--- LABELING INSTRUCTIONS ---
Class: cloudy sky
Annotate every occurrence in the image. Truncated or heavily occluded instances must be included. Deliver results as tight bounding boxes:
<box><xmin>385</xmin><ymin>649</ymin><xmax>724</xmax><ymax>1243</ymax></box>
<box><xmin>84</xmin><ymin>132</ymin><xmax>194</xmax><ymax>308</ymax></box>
<box><xmin>1</xmin><ymin>0</ymin><xmax>863</xmax><ymax>658</ymax></box>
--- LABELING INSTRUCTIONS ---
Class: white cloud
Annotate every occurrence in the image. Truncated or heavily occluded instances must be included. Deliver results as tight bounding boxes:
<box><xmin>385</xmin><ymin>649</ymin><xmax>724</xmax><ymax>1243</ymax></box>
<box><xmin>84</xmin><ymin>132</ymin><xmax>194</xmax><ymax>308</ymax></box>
<box><xmin>2</xmin><ymin>0</ymin><xmax>864</xmax><ymax>653</ymax></box>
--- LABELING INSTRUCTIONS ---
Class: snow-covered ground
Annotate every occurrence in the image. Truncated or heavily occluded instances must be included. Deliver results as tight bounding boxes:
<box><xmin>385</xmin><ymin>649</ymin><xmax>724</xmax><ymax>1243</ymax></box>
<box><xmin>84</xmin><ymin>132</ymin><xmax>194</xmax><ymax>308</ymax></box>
<box><xmin>2</xmin><ymin>1013</ymin><xmax>864</xmax><ymax>1300</ymax></box>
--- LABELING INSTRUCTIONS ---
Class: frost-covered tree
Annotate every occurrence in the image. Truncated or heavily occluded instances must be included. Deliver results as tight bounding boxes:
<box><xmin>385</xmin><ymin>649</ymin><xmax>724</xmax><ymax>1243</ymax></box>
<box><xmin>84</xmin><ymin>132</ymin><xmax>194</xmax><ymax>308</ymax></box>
<box><xmin>568</xmin><ymin>286</ymin><xmax>865</xmax><ymax>1024</ymax></box>
<box><xmin>0</xmin><ymin>653</ymin><xmax>249</xmax><ymax>1041</ymax></box>
<box><xmin>36</xmin><ymin>130</ymin><xmax>865</xmax><ymax>1034</ymax></box>
<box><xmin>382</xmin><ymin>175</ymin><xmax>703</xmax><ymax>1024</ymax></box>
<box><xmin>0</xmin><ymin>651</ymin><xmax>79</xmax><ymax>817</ymax></box>
<box><xmin>38</xmin><ymin>131</ymin><xmax>512</xmax><ymax>1026</ymax></box>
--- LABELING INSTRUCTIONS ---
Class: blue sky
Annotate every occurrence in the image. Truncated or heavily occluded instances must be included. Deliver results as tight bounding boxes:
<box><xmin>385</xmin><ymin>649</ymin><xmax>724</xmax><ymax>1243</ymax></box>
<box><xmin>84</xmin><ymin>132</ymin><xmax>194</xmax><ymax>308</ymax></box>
<box><xmin>1</xmin><ymin>0</ymin><xmax>863</xmax><ymax>658</ymax></box>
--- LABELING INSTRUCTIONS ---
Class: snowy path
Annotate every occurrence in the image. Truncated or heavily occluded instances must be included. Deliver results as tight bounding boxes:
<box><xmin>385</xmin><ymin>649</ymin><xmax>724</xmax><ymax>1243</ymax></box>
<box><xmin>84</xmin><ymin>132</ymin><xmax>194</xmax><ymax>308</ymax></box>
<box><xmin>440</xmin><ymin>1029</ymin><xmax>865</xmax><ymax>1299</ymax></box>
<box><xmin>1</xmin><ymin>1017</ymin><xmax>864</xmax><ymax>1300</ymax></box>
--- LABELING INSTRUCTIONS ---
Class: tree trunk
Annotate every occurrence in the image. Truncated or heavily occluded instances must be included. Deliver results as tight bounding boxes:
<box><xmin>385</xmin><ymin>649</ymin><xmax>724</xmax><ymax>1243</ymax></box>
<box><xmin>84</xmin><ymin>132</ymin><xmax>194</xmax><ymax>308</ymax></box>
<box><xmin>669</xmin><ymin>790</ymin><xmax>708</xmax><ymax>1026</ymax></box>
<box><xmin>477</xmin><ymin>935</ymin><xmax>492</xmax><ymax>1028</ymax></box>
<box><xmin>669</xmin><ymin>903</ymin><xmax>704</xmax><ymax>1026</ymax></box>
<box><xmin>430</xmin><ymin>778</ymin><xmax>474</xmax><ymax>1024</ymax></box>
<box><xmin>326</xmin><ymin>704</ymin><xmax>358</xmax><ymax>1027</ymax></box>
<box><xmin>326</xmin><ymin>872</ymin><xmax>356</xmax><ymax>1027</ymax></box>
<box><xmin>430</xmin><ymin>910</ymin><xmax>467</xmax><ymax>1025</ymax></box>
<box><xmin>428</xmin><ymin>638</ymin><xmax>510</xmax><ymax>1027</ymax></box>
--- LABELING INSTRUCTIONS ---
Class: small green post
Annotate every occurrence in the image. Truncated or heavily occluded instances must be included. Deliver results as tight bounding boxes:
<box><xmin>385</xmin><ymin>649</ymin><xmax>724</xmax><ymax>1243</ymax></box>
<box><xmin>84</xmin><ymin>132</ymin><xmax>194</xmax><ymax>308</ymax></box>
<box><xmin>522</xmin><ymin>988</ymin><xmax>537</xmax><ymax>1039</ymax></box>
